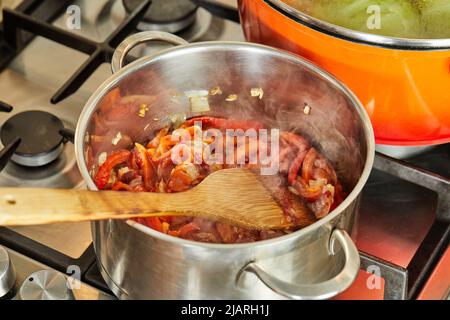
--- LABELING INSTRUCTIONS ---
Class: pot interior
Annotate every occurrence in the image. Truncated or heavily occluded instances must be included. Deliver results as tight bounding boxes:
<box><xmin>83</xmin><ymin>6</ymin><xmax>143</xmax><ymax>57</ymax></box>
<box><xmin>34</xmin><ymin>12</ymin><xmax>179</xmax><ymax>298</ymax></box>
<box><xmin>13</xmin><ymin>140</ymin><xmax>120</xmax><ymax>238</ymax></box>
<box><xmin>80</xmin><ymin>43</ymin><xmax>372</xmax><ymax>230</ymax></box>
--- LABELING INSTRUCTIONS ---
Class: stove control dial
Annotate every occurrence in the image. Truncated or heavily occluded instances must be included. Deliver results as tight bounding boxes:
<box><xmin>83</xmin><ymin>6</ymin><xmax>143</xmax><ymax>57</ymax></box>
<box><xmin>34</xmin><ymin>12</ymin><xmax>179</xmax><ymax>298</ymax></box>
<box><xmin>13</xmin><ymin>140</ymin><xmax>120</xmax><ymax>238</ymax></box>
<box><xmin>18</xmin><ymin>270</ymin><xmax>74</xmax><ymax>300</ymax></box>
<box><xmin>0</xmin><ymin>246</ymin><xmax>16</xmax><ymax>298</ymax></box>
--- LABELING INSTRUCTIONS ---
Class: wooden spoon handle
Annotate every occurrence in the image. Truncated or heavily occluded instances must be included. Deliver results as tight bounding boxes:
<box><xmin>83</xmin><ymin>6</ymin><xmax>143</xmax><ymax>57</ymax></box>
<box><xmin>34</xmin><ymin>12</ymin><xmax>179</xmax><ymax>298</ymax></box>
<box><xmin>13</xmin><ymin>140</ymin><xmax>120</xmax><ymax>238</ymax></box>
<box><xmin>0</xmin><ymin>188</ymin><xmax>190</xmax><ymax>226</ymax></box>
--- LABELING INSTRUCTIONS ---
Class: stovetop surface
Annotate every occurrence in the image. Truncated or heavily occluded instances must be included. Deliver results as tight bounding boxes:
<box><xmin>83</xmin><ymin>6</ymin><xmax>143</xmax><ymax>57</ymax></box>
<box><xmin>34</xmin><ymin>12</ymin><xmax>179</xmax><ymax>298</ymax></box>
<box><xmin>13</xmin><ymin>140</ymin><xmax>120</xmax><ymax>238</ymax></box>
<box><xmin>0</xmin><ymin>0</ymin><xmax>243</xmax><ymax>260</ymax></box>
<box><xmin>0</xmin><ymin>0</ymin><xmax>448</xmax><ymax>300</ymax></box>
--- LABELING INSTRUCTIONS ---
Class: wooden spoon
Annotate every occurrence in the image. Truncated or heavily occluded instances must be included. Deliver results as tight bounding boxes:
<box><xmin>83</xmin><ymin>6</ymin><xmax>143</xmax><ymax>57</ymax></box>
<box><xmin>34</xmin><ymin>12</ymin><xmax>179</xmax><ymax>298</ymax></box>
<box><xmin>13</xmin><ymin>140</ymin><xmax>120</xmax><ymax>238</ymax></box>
<box><xmin>0</xmin><ymin>168</ymin><xmax>292</xmax><ymax>230</ymax></box>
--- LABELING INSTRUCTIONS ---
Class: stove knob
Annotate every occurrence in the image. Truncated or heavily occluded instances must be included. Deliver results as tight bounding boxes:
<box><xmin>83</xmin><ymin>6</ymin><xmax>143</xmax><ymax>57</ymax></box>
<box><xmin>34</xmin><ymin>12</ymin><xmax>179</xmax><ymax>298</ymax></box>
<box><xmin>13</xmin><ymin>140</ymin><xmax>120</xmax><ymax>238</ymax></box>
<box><xmin>0</xmin><ymin>246</ymin><xmax>16</xmax><ymax>298</ymax></box>
<box><xmin>19</xmin><ymin>270</ymin><xmax>74</xmax><ymax>300</ymax></box>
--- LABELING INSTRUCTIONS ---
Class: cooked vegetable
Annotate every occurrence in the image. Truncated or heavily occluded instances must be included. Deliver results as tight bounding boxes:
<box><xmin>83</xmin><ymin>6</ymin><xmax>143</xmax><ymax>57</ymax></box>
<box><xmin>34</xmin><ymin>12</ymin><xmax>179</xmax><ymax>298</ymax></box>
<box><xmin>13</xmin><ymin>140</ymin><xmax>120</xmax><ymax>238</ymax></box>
<box><xmin>94</xmin><ymin>150</ymin><xmax>131</xmax><ymax>190</ymax></box>
<box><xmin>420</xmin><ymin>0</ymin><xmax>450</xmax><ymax>38</ymax></box>
<box><xmin>90</xmin><ymin>93</ymin><xmax>346</xmax><ymax>244</ymax></box>
<box><xmin>284</xmin><ymin>0</ymin><xmax>450</xmax><ymax>39</ymax></box>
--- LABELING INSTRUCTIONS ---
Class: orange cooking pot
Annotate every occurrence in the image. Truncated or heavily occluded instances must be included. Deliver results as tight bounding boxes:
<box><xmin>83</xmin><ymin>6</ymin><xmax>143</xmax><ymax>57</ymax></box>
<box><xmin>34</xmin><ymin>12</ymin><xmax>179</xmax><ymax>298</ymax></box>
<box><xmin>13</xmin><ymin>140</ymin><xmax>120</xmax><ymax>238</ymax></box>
<box><xmin>237</xmin><ymin>0</ymin><xmax>450</xmax><ymax>146</ymax></box>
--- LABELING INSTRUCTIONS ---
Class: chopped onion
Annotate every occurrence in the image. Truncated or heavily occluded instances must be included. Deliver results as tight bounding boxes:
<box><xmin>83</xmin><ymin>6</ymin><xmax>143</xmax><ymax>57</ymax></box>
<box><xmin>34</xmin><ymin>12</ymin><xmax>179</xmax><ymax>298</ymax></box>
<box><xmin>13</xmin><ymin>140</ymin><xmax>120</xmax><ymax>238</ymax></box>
<box><xmin>288</xmin><ymin>186</ymin><xmax>299</xmax><ymax>196</ymax></box>
<box><xmin>250</xmin><ymin>88</ymin><xmax>264</xmax><ymax>99</ymax></box>
<box><xmin>303</xmin><ymin>104</ymin><xmax>311</xmax><ymax>115</ymax></box>
<box><xmin>157</xmin><ymin>180</ymin><xmax>166</xmax><ymax>193</ymax></box>
<box><xmin>226</xmin><ymin>94</ymin><xmax>238</xmax><ymax>102</ymax></box>
<box><xmin>138</xmin><ymin>104</ymin><xmax>149</xmax><ymax>118</ymax></box>
<box><xmin>184</xmin><ymin>163</ymin><xmax>200</xmax><ymax>181</ymax></box>
<box><xmin>189</xmin><ymin>96</ymin><xmax>210</xmax><ymax>113</ymax></box>
<box><xmin>209</xmin><ymin>86</ymin><xmax>222</xmax><ymax>96</ymax></box>
<box><xmin>185</xmin><ymin>90</ymin><xmax>210</xmax><ymax>113</ymax></box>
<box><xmin>118</xmin><ymin>166</ymin><xmax>130</xmax><ymax>176</ymax></box>
<box><xmin>98</xmin><ymin>152</ymin><xmax>107</xmax><ymax>166</ymax></box>
<box><xmin>309</xmin><ymin>178</ymin><xmax>327</xmax><ymax>188</ymax></box>
<box><xmin>111</xmin><ymin>132</ymin><xmax>122</xmax><ymax>146</ymax></box>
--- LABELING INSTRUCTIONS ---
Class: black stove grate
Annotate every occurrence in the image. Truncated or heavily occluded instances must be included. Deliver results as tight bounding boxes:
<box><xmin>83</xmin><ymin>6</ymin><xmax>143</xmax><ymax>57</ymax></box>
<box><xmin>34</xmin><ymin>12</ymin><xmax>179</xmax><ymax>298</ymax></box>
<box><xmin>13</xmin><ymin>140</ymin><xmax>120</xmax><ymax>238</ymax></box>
<box><xmin>0</xmin><ymin>227</ymin><xmax>96</xmax><ymax>278</ymax></box>
<box><xmin>1</xmin><ymin>0</ymin><xmax>151</xmax><ymax>104</ymax></box>
<box><xmin>0</xmin><ymin>0</ymin><xmax>73</xmax><ymax>71</ymax></box>
<box><xmin>358</xmin><ymin>147</ymin><xmax>450</xmax><ymax>300</ymax></box>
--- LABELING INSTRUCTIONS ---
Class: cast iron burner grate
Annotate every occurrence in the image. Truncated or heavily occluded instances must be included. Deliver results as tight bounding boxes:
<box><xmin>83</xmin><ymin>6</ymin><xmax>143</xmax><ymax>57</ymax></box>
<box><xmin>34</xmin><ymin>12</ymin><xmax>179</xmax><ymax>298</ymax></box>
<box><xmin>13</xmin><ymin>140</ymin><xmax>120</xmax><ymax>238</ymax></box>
<box><xmin>0</xmin><ymin>102</ymin><xmax>74</xmax><ymax>170</ymax></box>
<box><xmin>123</xmin><ymin>0</ymin><xmax>198</xmax><ymax>33</ymax></box>
<box><xmin>1</xmin><ymin>0</ymin><xmax>151</xmax><ymax>104</ymax></box>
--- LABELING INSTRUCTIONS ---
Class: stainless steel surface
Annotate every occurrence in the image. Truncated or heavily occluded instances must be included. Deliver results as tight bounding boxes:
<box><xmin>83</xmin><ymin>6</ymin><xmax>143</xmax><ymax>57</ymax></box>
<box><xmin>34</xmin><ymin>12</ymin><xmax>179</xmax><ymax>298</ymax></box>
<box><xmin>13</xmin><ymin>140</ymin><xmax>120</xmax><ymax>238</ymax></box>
<box><xmin>268</xmin><ymin>0</ymin><xmax>450</xmax><ymax>49</ymax></box>
<box><xmin>0</xmin><ymin>8</ymin><xmax>96</xmax><ymax>256</ymax></box>
<box><xmin>0</xmin><ymin>0</ymin><xmax>243</xmax><ymax>257</ymax></box>
<box><xmin>240</xmin><ymin>229</ymin><xmax>360</xmax><ymax>300</ymax></box>
<box><xmin>10</xmin><ymin>223</ymin><xmax>92</xmax><ymax>259</ymax></box>
<box><xmin>18</xmin><ymin>269</ymin><xmax>73</xmax><ymax>300</ymax></box>
<box><xmin>75</xmin><ymin>32</ymin><xmax>374</xmax><ymax>299</ymax></box>
<box><xmin>0</xmin><ymin>246</ymin><xmax>15</xmax><ymax>298</ymax></box>
<box><xmin>4</xmin><ymin>247</ymin><xmax>113</xmax><ymax>300</ymax></box>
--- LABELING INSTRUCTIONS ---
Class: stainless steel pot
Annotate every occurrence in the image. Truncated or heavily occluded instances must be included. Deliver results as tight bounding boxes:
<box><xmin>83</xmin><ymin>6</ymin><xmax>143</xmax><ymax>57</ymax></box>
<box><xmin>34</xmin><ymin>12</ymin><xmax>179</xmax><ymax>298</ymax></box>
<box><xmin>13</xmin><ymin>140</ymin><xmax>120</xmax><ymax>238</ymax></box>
<box><xmin>75</xmin><ymin>31</ymin><xmax>375</xmax><ymax>300</ymax></box>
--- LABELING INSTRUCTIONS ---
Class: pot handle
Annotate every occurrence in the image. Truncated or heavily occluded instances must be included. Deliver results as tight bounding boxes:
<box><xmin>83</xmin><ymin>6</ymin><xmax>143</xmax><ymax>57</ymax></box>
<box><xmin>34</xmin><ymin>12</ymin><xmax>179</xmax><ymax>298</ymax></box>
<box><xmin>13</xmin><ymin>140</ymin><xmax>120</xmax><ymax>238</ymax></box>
<box><xmin>238</xmin><ymin>229</ymin><xmax>360</xmax><ymax>300</ymax></box>
<box><xmin>111</xmin><ymin>31</ymin><xmax>189</xmax><ymax>74</ymax></box>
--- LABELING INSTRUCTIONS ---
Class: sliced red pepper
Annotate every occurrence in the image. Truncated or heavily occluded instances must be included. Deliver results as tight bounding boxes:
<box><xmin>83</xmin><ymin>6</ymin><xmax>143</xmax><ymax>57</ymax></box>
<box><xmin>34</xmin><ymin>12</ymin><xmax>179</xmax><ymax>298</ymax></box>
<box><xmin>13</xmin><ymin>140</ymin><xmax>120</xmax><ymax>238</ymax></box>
<box><xmin>111</xmin><ymin>181</ymin><xmax>132</xmax><ymax>191</ymax></box>
<box><xmin>98</xmin><ymin>87</ymin><xmax>121</xmax><ymax>111</ymax></box>
<box><xmin>288</xmin><ymin>149</ymin><xmax>309</xmax><ymax>185</ymax></box>
<box><xmin>309</xmin><ymin>186</ymin><xmax>334</xmax><ymax>219</ymax></box>
<box><xmin>301</xmin><ymin>147</ymin><xmax>317</xmax><ymax>182</ymax></box>
<box><xmin>168</xmin><ymin>230</ymin><xmax>180</xmax><ymax>237</ymax></box>
<box><xmin>281</xmin><ymin>132</ymin><xmax>310</xmax><ymax>151</ymax></box>
<box><xmin>177</xmin><ymin>222</ymin><xmax>200</xmax><ymax>238</ymax></box>
<box><xmin>292</xmin><ymin>177</ymin><xmax>322</xmax><ymax>202</ymax></box>
<box><xmin>104</xmin><ymin>104</ymin><xmax>133</xmax><ymax>122</ymax></box>
<box><xmin>94</xmin><ymin>150</ymin><xmax>131</xmax><ymax>190</ymax></box>
<box><xmin>143</xmin><ymin>217</ymin><xmax>164</xmax><ymax>233</ymax></box>
<box><xmin>134</xmin><ymin>143</ymin><xmax>156</xmax><ymax>191</ymax></box>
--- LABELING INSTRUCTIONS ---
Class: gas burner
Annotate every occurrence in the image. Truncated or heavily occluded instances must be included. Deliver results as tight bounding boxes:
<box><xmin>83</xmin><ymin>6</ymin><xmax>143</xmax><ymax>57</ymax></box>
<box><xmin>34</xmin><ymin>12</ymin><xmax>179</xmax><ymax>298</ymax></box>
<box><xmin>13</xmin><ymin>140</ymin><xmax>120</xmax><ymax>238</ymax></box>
<box><xmin>0</xmin><ymin>111</ymin><xmax>65</xmax><ymax>167</ymax></box>
<box><xmin>123</xmin><ymin>0</ymin><xmax>198</xmax><ymax>33</ymax></box>
<box><xmin>0</xmin><ymin>246</ymin><xmax>15</xmax><ymax>299</ymax></box>
<box><xmin>109</xmin><ymin>3</ymin><xmax>213</xmax><ymax>45</ymax></box>
<box><xmin>0</xmin><ymin>106</ymin><xmax>82</xmax><ymax>189</ymax></box>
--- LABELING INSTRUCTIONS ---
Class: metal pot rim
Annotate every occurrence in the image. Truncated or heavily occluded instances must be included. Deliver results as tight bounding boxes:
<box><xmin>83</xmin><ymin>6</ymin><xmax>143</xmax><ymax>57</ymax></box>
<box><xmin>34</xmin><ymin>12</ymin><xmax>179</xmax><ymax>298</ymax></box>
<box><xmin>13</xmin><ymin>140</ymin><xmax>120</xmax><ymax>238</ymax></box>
<box><xmin>75</xmin><ymin>41</ymin><xmax>375</xmax><ymax>249</ymax></box>
<box><xmin>266</xmin><ymin>0</ymin><xmax>450</xmax><ymax>50</ymax></box>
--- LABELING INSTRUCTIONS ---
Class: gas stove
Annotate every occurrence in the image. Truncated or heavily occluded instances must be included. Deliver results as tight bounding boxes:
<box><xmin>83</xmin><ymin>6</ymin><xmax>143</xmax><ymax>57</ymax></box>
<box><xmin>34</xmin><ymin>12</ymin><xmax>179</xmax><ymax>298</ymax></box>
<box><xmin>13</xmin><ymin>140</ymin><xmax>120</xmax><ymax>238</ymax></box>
<box><xmin>0</xmin><ymin>0</ymin><xmax>448</xmax><ymax>300</ymax></box>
